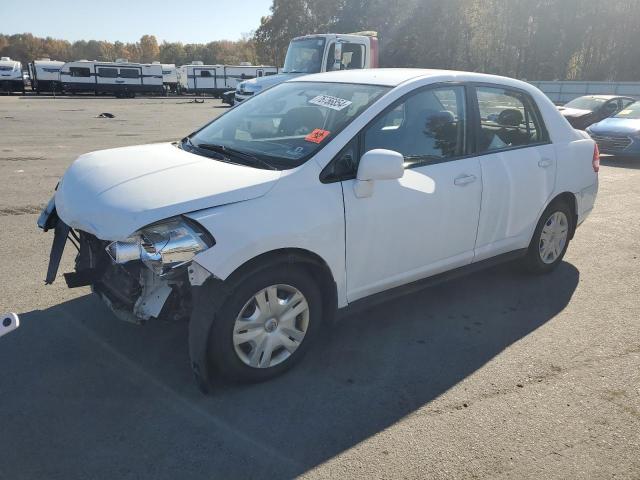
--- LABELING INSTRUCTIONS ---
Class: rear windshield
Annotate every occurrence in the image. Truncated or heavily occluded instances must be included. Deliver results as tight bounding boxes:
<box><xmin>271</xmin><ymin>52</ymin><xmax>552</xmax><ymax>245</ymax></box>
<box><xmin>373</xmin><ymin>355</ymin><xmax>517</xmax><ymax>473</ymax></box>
<box><xmin>614</xmin><ymin>102</ymin><xmax>640</xmax><ymax>119</ymax></box>
<box><xmin>564</xmin><ymin>96</ymin><xmax>607</xmax><ymax>111</ymax></box>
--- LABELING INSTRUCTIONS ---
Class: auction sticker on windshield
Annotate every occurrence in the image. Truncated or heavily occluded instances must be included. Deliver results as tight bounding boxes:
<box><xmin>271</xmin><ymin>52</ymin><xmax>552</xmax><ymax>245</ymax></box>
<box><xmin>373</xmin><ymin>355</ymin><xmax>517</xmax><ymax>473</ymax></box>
<box><xmin>309</xmin><ymin>95</ymin><xmax>353</xmax><ymax>111</ymax></box>
<box><xmin>305</xmin><ymin>129</ymin><xmax>331</xmax><ymax>144</ymax></box>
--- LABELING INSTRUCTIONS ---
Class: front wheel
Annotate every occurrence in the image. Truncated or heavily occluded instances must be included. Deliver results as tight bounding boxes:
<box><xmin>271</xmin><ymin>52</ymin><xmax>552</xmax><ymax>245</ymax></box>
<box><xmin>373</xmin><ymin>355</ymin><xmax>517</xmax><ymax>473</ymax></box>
<box><xmin>524</xmin><ymin>201</ymin><xmax>573</xmax><ymax>274</ymax></box>
<box><xmin>208</xmin><ymin>266</ymin><xmax>323</xmax><ymax>383</ymax></box>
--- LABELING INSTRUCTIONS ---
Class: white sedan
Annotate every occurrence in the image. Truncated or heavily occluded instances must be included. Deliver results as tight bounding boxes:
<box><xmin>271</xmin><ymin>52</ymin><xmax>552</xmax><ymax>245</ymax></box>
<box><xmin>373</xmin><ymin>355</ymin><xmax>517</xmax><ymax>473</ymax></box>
<box><xmin>39</xmin><ymin>69</ymin><xmax>599</xmax><ymax>390</ymax></box>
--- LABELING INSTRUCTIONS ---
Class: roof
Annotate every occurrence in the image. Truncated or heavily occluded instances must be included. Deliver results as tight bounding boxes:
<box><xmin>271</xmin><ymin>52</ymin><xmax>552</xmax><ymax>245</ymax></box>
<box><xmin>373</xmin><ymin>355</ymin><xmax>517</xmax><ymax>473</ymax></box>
<box><xmin>292</xmin><ymin>68</ymin><xmax>535</xmax><ymax>90</ymax></box>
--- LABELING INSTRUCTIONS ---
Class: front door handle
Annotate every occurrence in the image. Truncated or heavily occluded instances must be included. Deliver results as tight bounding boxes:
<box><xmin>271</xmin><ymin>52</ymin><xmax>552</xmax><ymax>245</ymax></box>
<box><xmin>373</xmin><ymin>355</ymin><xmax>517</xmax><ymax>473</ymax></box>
<box><xmin>454</xmin><ymin>174</ymin><xmax>477</xmax><ymax>186</ymax></box>
<box><xmin>538</xmin><ymin>158</ymin><xmax>553</xmax><ymax>168</ymax></box>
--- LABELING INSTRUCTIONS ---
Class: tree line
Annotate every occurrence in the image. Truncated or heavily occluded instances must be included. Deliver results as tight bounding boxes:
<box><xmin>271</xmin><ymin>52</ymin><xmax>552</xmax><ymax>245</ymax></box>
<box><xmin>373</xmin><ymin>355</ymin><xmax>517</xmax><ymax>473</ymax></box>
<box><xmin>0</xmin><ymin>33</ymin><xmax>258</xmax><ymax>67</ymax></box>
<box><xmin>254</xmin><ymin>0</ymin><xmax>640</xmax><ymax>81</ymax></box>
<box><xmin>3</xmin><ymin>0</ymin><xmax>640</xmax><ymax>80</ymax></box>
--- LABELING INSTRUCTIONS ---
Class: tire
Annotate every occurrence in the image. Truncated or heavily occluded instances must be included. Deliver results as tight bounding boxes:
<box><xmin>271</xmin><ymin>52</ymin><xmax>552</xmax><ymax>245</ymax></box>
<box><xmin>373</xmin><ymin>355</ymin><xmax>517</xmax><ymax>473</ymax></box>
<box><xmin>524</xmin><ymin>201</ymin><xmax>573</xmax><ymax>274</ymax></box>
<box><xmin>208</xmin><ymin>265</ymin><xmax>323</xmax><ymax>383</ymax></box>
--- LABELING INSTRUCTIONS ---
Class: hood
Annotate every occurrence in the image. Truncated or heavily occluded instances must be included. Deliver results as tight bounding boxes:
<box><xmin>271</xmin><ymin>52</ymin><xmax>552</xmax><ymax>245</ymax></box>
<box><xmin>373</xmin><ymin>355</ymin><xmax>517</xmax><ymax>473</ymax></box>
<box><xmin>55</xmin><ymin>143</ymin><xmax>281</xmax><ymax>240</ymax></box>
<box><xmin>557</xmin><ymin>107</ymin><xmax>592</xmax><ymax>118</ymax></box>
<box><xmin>589</xmin><ymin>117</ymin><xmax>640</xmax><ymax>135</ymax></box>
<box><xmin>238</xmin><ymin>73</ymin><xmax>304</xmax><ymax>93</ymax></box>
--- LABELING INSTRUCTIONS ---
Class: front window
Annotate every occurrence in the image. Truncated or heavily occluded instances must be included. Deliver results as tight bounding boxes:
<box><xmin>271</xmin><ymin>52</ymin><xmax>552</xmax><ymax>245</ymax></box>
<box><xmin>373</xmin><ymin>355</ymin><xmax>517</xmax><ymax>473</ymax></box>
<box><xmin>364</xmin><ymin>85</ymin><xmax>467</xmax><ymax>167</ymax></box>
<box><xmin>326</xmin><ymin>43</ymin><xmax>366</xmax><ymax>72</ymax></box>
<box><xmin>282</xmin><ymin>38</ymin><xmax>326</xmax><ymax>74</ymax></box>
<box><xmin>564</xmin><ymin>96</ymin><xmax>607</xmax><ymax>111</ymax></box>
<box><xmin>188</xmin><ymin>81</ymin><xmax>390</xmax><ymax>169</ymax></box>
<box><xmin>615</xmin><ymin>101</ymin><xmax>640</xmax><ymax>119</ymax></box>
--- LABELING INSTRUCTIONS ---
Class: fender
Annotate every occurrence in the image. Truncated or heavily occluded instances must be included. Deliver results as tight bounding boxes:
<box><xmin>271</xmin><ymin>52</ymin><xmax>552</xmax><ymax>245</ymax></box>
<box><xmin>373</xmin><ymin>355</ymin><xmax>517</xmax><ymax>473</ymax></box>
<box><xmin>189</xmin><ymin>277</ymin><xmax>233</xmax><ymax>394</ymax></box>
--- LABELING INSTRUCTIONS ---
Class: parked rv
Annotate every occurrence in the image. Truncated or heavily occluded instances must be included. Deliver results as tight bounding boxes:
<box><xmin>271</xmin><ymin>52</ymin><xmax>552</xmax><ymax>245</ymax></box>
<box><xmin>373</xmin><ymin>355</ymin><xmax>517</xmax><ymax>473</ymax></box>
<box><xmin>59</xmin><ymin>60</ymin><xmax>164</xmax><ymax>97</ymax></box>
<box><xmin>159</xmin><ymin>63</ymin><xmax>178</xmax><ymax>93</ymax></box>
<box><xmin>0</xmin><ymin>57</ymin><xmax>26</xmax><ymax>94</ymax></box>
<box><xmin>227</xmin><ymin>32</ymin><xmax>379</xmax><ymax>105</ymax></box>
<box><xmin>28</xmin><ymin>58</ymin><xmax>64</xmax><ymax>94</ymax></box>
<box><xmin>179</xmin><ymin>62</ymin><xmax>277</xmax><ymax>97</ymax></box>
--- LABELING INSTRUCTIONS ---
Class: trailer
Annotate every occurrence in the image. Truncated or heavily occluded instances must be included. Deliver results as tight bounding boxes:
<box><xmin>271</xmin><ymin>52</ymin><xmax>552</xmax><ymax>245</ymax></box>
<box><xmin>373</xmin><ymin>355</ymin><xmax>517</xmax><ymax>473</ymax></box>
<box><xmin>28</xmin><ymin>58</ymin><xmax>64</xmax><ymax>94</ymax></box>
<box><xmin>0</xmin><ymin>57</ymin><xmax>25</xmax><ymax>94</ymax></box>
<box><xmin>158</xmin><ymin>62</ymin><xmax>178</xmax><ymax>93</ymax></box>
<box><xmin>59</xmin><ymin>60</ymin><xmax>164</xmax><ymax>97</ymax></box>
<box><xmin>178</xmin><ymin>62</ymin><xmax>277</xmax><ymax>97</ymax></box>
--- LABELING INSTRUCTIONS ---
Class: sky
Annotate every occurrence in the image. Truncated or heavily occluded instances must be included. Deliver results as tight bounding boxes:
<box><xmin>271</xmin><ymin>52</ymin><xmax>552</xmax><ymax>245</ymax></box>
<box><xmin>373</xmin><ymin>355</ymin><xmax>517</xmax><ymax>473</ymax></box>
<box><xmin>0</xmin><ymin>0</ymin><xmax>273</xmax><ymax>43</ymax></box>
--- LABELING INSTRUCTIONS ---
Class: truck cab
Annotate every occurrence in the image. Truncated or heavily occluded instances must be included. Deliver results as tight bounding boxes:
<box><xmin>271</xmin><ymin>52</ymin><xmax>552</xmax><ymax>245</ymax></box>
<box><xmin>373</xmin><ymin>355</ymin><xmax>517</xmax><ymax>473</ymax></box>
<box><xmin>230</xmin><ymin>32</ymin><xmax>378</xmax><ymax>105</ymax></box>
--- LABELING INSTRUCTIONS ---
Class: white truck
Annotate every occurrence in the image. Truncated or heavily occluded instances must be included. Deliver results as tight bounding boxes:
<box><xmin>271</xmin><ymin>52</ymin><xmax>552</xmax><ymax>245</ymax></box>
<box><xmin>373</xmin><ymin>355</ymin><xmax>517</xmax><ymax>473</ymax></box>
<box><xmin>227</xmin><ymin>32</ymin><xmax>379</xmax><ymax>105</ymax></box>
<box><xmin>178</xmin><ymin>62</ymin><xmax>278</xmax><ymax>97</ymax></box>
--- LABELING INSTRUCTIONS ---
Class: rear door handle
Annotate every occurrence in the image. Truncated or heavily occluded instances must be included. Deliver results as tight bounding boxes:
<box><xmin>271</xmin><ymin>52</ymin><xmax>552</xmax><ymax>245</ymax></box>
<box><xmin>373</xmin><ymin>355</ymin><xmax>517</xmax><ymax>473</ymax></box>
<box><xmin>454</xmin><ymin>174</ymin><xmax>477</xmax><ymax>186</ymax></box>
<box><xmin>538</xmin><ymin>158</ymin><xmax>553</xmax><ymax>168</ymax></box>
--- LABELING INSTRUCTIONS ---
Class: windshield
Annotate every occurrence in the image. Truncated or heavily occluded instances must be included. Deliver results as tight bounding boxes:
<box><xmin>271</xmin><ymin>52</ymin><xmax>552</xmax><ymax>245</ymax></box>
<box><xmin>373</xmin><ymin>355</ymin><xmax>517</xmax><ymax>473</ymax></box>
<box><xmin>282</xmin><ymin>38</ymin><xmax>326</xmax><ymax>74</ymax></box>
<box><xmin>189</xmin><ymin>81</ymin><xmax>390</xmax><ymax>169</ymax></box>
<box><xmin>614</xmin><ymin>102</ymin><xmax>640</xmax><ymax>119</ymax></box>
<box><xmin>564</xmin><ymin>96</ymin><xmax>607</xmax><ymax>111</ymax></box>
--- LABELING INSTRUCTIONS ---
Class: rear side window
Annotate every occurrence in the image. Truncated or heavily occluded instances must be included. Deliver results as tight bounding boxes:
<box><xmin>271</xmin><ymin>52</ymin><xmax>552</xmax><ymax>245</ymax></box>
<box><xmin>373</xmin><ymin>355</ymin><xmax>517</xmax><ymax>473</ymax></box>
<box><xmin>98</xmin><ymin>67</ymin><xmax>117</xmax><ymax>78</ymax></box>
<box><xmin>364</xmin><ymin>85</ymin><xmax>467</xmax><ymax>167</ymax></box>
<box><xmin>475</xmin><ymin>86</ymin><xmax>548</xmax><ymax>152</ymax></box>
<box><xmin>69</xmin><ymin>67</ymin><xmax>90</xmax><ymax>78</ymax></box>
<box><xmin>119</xmin><ymin>68</ymin><xmax>140</xmax><ymax>79</ymax></box>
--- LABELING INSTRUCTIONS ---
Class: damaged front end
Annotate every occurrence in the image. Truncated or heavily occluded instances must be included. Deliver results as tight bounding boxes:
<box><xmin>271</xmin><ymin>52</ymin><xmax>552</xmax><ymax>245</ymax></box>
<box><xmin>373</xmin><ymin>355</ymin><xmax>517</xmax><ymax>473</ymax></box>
<box><xmin>39</xmin><ymin>199</ymin><xmax>214</xmax><ymax>325</ymax></box>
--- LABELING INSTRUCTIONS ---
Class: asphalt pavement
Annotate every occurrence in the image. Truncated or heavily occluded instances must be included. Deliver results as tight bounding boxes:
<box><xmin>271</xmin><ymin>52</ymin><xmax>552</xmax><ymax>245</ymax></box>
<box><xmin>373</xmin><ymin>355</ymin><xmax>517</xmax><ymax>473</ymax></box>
<box><xmin>0</xmin><ymin>96</ymin><xmax>638</xmax><ymax>479</ymax></box>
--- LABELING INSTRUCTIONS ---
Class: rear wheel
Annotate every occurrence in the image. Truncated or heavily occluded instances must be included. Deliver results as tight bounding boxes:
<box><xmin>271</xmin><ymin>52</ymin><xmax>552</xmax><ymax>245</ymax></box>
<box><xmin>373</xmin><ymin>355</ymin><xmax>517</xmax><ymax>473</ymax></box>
<box><xmin>524</xmin><ymin>201</ymin><xmax>573</xmax><ymax>274</ymax></box>
<box><xmin>208</xmin><ymin>266</ymin><xmax>322</xmax><ymax>383</ymax></box>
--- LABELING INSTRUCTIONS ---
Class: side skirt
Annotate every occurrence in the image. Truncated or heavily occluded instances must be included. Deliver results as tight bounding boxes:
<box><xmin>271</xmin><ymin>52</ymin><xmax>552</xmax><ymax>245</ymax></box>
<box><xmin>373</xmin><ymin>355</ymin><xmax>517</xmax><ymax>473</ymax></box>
<box><xmin>339</xmin><ymin>249</ymin><xmax>528</xmax><ymax>318</ymax></box>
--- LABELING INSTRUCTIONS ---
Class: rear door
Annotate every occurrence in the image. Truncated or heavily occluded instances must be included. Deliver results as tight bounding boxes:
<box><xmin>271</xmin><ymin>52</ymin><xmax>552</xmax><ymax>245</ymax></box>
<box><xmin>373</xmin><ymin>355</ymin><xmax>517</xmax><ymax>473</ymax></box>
<box><xmin>472</xmin><ymin>85</ymin><xmax>556</xmax><ymax>261</ymax></box>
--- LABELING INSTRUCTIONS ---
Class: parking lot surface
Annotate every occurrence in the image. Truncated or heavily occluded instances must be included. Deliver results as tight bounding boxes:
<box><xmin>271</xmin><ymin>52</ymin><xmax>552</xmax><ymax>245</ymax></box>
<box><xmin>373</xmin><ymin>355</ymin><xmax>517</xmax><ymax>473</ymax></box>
<box><xmin>0</xmin><ymin>96</ymin><xmax>638</xmax><ymax>479</ymax></box>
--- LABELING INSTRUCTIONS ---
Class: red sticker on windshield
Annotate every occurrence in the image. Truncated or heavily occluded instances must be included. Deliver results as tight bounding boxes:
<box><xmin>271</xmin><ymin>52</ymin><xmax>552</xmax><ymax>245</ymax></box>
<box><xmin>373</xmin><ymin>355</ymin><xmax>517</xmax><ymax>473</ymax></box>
<box><xmin>305</xmin><ymin>129</ymin><xmax>331</xmax><ymax>144</ymax></box>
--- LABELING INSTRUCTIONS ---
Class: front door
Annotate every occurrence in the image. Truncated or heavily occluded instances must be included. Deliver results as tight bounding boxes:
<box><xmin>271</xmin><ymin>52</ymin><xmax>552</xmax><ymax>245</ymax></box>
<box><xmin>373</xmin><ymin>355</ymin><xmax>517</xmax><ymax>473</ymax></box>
<box><xmin>342</xmin><ymin>84</ymin><xmax>482</xmax><ymax>302</ymax></box>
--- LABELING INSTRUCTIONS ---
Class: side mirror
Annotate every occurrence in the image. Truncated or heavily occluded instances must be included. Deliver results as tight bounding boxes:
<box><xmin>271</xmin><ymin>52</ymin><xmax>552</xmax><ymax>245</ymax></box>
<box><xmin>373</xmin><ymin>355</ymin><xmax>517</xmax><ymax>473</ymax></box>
<box><xmin>334</xmin><ymin>42</ymin><xmax>343</xmax><ymax>70</ymax></box>
<box><xmin>354</xmin><ymin>149</ymin><xmax>404</xmax><ymax>198</ymax></box>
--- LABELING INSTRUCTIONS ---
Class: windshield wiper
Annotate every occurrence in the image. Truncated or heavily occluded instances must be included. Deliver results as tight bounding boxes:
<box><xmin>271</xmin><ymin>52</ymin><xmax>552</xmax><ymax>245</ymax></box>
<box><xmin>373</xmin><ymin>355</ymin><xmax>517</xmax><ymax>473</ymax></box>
<box><xmin>180</xmin><ymin>137</ymin><xmax>238</xmax><ymax>163</ymax></box>
<box><xmin>195</xmin><ymin>143</ymin><xmax>278</xmax><ymax>170</ymax></box>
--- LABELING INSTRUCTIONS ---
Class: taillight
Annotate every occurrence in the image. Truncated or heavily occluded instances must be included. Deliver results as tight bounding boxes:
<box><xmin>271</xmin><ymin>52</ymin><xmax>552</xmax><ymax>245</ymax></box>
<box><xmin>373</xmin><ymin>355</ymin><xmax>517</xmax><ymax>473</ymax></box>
<box><xmin>592</xmin><ymin>143</ymin><xmax>600</xmax><ymax>173</ymax></box>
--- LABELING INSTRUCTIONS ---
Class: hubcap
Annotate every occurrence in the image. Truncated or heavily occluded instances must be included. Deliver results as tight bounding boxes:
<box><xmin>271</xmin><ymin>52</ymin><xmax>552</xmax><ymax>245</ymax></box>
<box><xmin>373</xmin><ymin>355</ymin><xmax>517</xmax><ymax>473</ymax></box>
<box><xmin>232</xmin><ymin>284</ymin><xmax>310</xmax><ymax>369</ymax></box>
<box><xmin>539</xmin><ymin>211</ymin><xmax>569</xmax><ymax>264</ymax></box>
